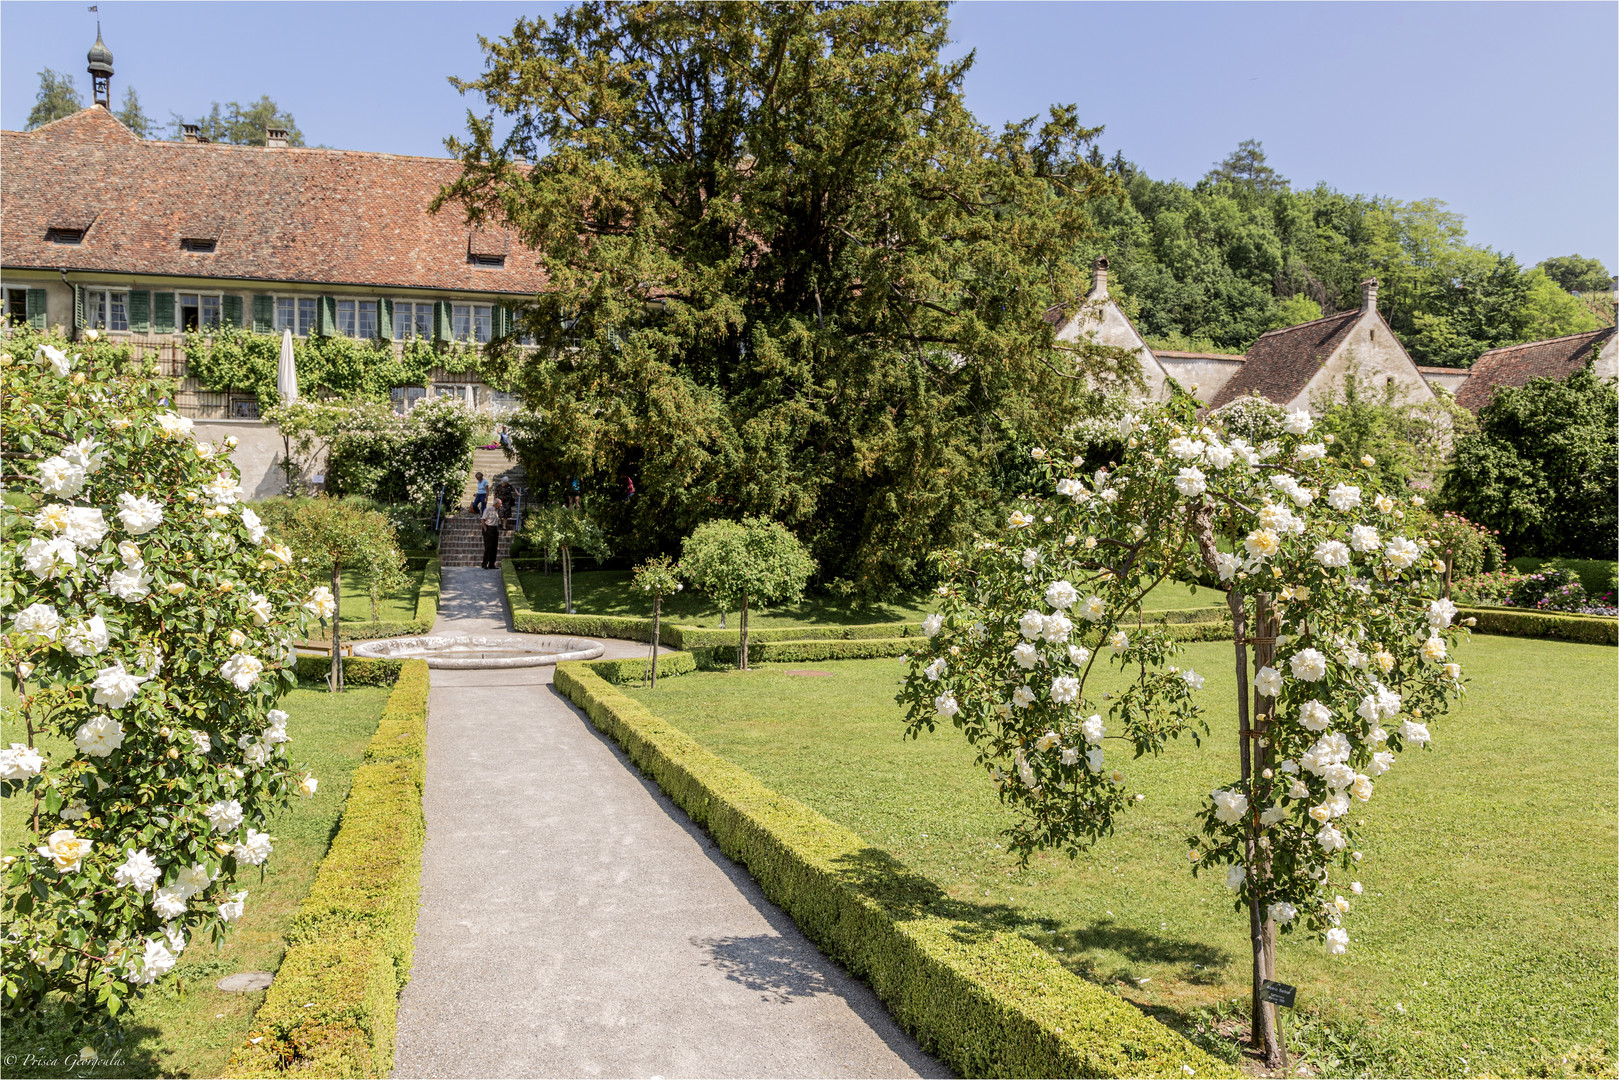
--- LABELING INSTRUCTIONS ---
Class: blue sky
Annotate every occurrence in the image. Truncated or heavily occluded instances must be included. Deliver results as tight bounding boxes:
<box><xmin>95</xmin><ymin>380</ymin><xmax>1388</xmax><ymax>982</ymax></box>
<box><xmin>4</xmin><ymin>1</ymin><xmax>1614</xmax><ymax>270</ymax></box>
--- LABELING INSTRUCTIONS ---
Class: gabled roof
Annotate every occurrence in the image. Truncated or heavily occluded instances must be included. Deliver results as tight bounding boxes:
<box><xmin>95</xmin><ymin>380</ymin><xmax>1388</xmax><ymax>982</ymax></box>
<box><xmin>1456</xmin><ymin>326</ymin><xmax>1616</xmax><ymax>412</ymax></box>
<box><xmin>0</xmin><ymin>107</ymin><xmax>546</xmax><ymax>295</ymax></box>
<box><xmin>1209</xmin><ymin>309</ymin><xmax>1361</xmax><ymax>409</ymax></box>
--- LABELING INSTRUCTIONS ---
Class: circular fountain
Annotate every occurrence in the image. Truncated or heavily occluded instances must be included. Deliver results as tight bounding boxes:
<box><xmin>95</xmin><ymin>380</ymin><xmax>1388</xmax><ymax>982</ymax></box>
<box><xmin>351</xmin><ymin>634</ymin><xmax>605</xmax><ymax>670</ymax></box>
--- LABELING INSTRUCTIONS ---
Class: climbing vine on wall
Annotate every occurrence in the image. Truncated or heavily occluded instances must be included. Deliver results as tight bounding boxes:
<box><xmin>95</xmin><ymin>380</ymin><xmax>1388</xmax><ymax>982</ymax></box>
<box><xmin>183</xmin><ymin>329</ymin><xmax>486</xmax><ymax>407</ymax></box>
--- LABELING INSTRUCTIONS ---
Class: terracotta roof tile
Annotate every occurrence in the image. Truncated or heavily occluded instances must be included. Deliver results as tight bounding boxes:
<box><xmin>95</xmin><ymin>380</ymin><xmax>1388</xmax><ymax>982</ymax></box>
<box><xmin>1</xmin><ymin>107</ymin><xmax>546</xmax><ymax>295</ymax></box>
<box><xmin>1455</xmin><ymin>327</ymin><xmax>1615</xmax><ymax>411</ymax></box>
<box><xmin>1209</xmin><ymin>310</ymin><xmax>1361</xmax><ymax>409</ymax></box>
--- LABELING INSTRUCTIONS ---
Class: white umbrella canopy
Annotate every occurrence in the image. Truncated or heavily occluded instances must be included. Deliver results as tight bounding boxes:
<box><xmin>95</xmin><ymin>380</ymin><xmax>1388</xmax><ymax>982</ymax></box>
<box><xmin>276</xmin><ymin>328</ymin><xmax>298</xmax><ymax>403</ymax></box>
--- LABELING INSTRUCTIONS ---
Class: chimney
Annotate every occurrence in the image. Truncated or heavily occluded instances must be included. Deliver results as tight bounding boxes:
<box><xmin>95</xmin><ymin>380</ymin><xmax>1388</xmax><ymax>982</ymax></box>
<box><xmin>1088</xmin><ymin>256</ymin><xmax>1110</xmax><ymax>300</ymax></box>
<box><xmin>1361</xmin><ymin>277</ymin><xmax>1379</xmax><ymax>314</ymax></box>
<box><xmin>265</xmin><ymin>127</ymin><xmax>289</xmax><ymax>149</ymax></box>
<box><xmin>182</xmin><ymin>123</ymin><xmax>204</xmax><ymax>143</ymax></box>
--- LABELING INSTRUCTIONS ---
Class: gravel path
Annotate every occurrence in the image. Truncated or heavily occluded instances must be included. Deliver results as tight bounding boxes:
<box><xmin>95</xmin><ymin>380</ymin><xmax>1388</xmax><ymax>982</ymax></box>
<box><xmin>391</xmin><ymin>568</ymin><xmax>944</xmax><ymax>1078</ymax></box>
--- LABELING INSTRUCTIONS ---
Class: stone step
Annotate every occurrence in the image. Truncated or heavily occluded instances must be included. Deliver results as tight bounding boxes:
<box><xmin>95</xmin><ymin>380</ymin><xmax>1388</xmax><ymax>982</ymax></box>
<box><xmin>438</xmin><ymin>512</ymin><xmax>514</xmax><ymax>567</ymax></box>
<box><xmin>461</xmin><ymin>447</ymin><xmax>528</xmax><ymax>509</ymax></box>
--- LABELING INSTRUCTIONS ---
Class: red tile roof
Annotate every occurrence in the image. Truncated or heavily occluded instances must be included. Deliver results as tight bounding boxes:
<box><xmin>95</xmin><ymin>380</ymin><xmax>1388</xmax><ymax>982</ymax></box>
<box><xmin>1209</xmin><ymin>309</ymin><xmax>1361</xmax><ymax>409</ymax></box>
<box><xmin>1456</xmin><ymin>326</ymin><xmax>1616</xmax><ymax>411</ymax></box>
<box><xmin>1</xmin><ymin>107</ymin><xmax>546</xmax><ymax>295</ymax></box>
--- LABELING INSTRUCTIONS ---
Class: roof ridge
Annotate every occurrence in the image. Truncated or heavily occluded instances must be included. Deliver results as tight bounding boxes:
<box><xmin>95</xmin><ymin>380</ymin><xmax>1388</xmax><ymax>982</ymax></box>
<box><xmin>1251</xmin><ymin>308</ymin><xmax>1360</xmax><ymax>340</ymax></box>
<box><xmin>1477</xmin><ymin>326</ymin><xmax>1614</xmax><ymax>356</ymax></box>
<box><xmin>6</xmin><ymin>105</ymin><xmax>136</xmax><ymax>139</ymax></box>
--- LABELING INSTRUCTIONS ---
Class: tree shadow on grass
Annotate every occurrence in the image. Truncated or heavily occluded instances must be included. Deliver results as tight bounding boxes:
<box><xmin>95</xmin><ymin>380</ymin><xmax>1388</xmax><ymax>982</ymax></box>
<box><xmin>828</xmin><ymin>845</ymin><xmax>1238</xmax><ymax>1051</ymax></box>
<box><xmin>1</xmin><ymin>1016</ymin><xmax>164</xmax><ymax>1079</ymax></box>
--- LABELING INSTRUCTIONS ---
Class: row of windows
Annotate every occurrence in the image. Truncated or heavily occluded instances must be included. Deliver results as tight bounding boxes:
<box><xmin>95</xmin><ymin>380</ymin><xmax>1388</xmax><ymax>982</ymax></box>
<box><xmin>82</xmin><ymin>289</ymin><xmax>523</xmax><ymax>344</ymax></box>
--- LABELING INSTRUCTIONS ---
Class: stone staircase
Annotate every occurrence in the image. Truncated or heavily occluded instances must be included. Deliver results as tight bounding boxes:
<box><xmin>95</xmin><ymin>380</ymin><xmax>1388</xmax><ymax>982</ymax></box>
<box><xmin>439</xmin><ymin>512</ymin><xmax>515</xmax><ymax>568</ymax></box>
<box><xmin>459</xmin><ymin>447</ymin><xmax>528</xmax><ymax>510</ymax></box>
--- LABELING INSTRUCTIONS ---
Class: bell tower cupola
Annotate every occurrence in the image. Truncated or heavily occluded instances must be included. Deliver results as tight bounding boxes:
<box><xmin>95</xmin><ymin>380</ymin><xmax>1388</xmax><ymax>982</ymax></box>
<box><xmin>87</xmin><ymin>23</ymin><xmax>114</xmax><ymax>108</ymax></box>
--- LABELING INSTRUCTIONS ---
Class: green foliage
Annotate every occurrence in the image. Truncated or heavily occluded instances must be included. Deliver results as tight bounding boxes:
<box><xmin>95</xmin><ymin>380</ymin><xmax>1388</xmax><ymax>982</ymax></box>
<box><xmin>1310</xmin><ymin>364</ymin><xmax>1474</xmax><ymax>490</ymax></box>
<box><xmin>0</xmin><ymin>327</ymin><xmax>316</xmax><ymax>1031</ymax></box>
<box><xmin>184</xmin><ymin>327</ymin><xmax>461</xmax><ymax>409</ymax></box>
<box><xmin>292</xmin><ymin>656</ymin><xmax>404</xmax><ymax>687</ymax></box>
<box><xmin>1426</xmin><ymin>511</ymin><xmax>1504</xmax><ymax>580</ymax></box>
<box><xmin>707</xmin><ymin>637</ymin><xmax>914</xmax><ymax>665</ymax></box>
<box><xmin>555</xmin><ymin>662</ymin><xmax>1235</xmax><ymax>1079</ymax></box>
<box><xmin>114</xmin><ymin>86</ymin><xmax>154</xmax><ymax>139</ymax></box>
<box><xmin>631</xmin><ymin>555</ymin><xmax>682</xmax><ymax>602</ymax></box>
<box><xmin>1441</xmin><ymin>364</ymin><xmax>1618</xmax><ymax>558</ymax></box>
<box><xmin>584</xmin><ymin>652</ymin><xmax>698</xmax><ymax>685</ymax></box>
<box><xmin>168</xmin><ymin>95</ymin><xmax>305</xmax><ymax>146</ymax></box>
<box><xmin>1458</xmin><ymin>606</ymin><xmax>1617</xmax><ymax>644</ymax></box>
<box><xmin>439</xmin><ymin>2</ymin><xmax>1143</xmax><ymax>593</ymax></box>
<box><xmin>501</xmin><ymin>561</ymin><xmax>656</xmax><ymax>642</ymax></box>
<box><xmin>1093</xmin><ymin>148</ymin><xmax>1600</xmax><ymax>365</ymax></box>
<box><xmin>225</xmin><ymin>662</ymin><xmax>427</xmax><ymax>1079</ymax></box>
<box><xmin>26</xmin><ymin>68</ymin><xmax>82</xmax><ymax>130</ymax></box>
<box><xmin>681</xmin><ymin>518</ymin><xmax>816</xmax><ymax>668</ymax></box>
<box><xmin>1537</xmin><ymin>254</ymin><xmax>1613</xmax><ymax>294</ymax></box>
<box><xmin>1507</xmin><ymin>556</ymin><xmax>1617</xmax><ymax>599</ymax></box>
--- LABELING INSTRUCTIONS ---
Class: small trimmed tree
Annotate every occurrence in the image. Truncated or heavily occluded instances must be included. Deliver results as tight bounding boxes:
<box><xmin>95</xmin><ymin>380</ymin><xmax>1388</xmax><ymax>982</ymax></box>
<box><xmin>522</xmin><ymin>506</ymin><xmax>610</xmax><ymax>613</ymax></box>
<box><xmin>632</xmin><ymin>555</ymin><xmax>682</xmax><ymax>686</ymax></box>
<box><xmin>680</xmin><ymin>518</ymin><xmax>816</xmax><ymax>670</ymax></box>
<box><xmin>255</xmin><ymin>498</ymin><xmax>402</xmax><ymax>692</ymax></box>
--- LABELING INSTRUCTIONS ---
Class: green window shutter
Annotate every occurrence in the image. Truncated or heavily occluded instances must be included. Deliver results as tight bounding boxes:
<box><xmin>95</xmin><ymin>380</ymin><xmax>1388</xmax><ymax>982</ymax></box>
<box><xmin>496</xmin><ymin>304</ymin><xmax>510</xmax><ymax>338</ymax></box>
<box><xmin>223</xmin><ymin>295</ymin><xmax>244</xmax><ymax>328</ymax></box>
<box><xmin>25</xmin><ymin>288</ymin><xmax>47</xmax><ymax>329</ymax></box>
<box><xmin>153</xmin><ymin>292</ymin><xmax>175</xmax><ymax>333</ymax></box>
<box><xmin>73</xmin><ymin>285</ymin><xmax>84</xmax><ymax>332</ymax></box>
<box><xmin>434</xmin><ymin>300</ymin><xmax>451</xmax><ymax>342</ymax></box>
<box><xmin>252</xmin><ymin>295</ymin><xmax>274</xmax><ymax>333</ymax></box>
<box><xmin>128</xmin><ymin>290</ymin><xmax>150</xmax><ymax>333</ymax></box>
<box><xmin>317</xmin><ymin>295</ymin><xmax>336</xmax><ymax>337</ymax></box>
<box><xmin>378</xmin><ymin>298</ymin><xmax>393</xmax><ymax>339</ymax></box>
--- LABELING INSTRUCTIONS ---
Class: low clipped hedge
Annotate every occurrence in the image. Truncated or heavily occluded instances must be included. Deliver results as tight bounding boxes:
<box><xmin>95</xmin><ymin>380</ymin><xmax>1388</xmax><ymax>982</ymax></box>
<box><xmin>1459</xmin><ymin>605</ymin><xmax>1617</xmax><ymax>645</ymax></box>
<box><xmin>225</xmin><ymin>661</ymin><xmax>430</xmax><ymax>1079</ymax></box>
<box><xmin>413</xmin><ymin>558</ymin><xmax>440</xmax><ymax>629</ymax></box>
<box><xmin>1142</xmin><ymin>605</ymin><xmax>1228</xmax><ymax>625</ymax></box>
<box><xmin>293</xmin><ymin>656</ymin><xmax>404</xmax><ymax>688</ymax></box>
<box><xmin>584</xmin><ymin>651</ymin><xmax>699</xmax><ymax>685</ymax></box>
<box><xmin>670</xmin><ymin>622</ymin><xmax>922</xmax><ymax>649</ymax></box>
<box><xmin>705</xmin><ymin>637</ymin><xmax>915</xmax><ymax>665</ymax></box>
<box><xmin>501</xmin><ymin>561</ymin><xmax>660</xmax><ymax>641</ymax></box>
<box><xmin>554</xmin><ymin>663</ymin><xmax>1235</xmax><ymax>1079</ymax></box>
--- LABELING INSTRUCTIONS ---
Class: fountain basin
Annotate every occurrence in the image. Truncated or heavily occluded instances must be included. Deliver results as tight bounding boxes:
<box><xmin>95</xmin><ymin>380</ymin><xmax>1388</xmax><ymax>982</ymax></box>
<box><xmin>352</xmin><ymin>634</ymin><xmax>604</xmax><ymax>669</ymax></box>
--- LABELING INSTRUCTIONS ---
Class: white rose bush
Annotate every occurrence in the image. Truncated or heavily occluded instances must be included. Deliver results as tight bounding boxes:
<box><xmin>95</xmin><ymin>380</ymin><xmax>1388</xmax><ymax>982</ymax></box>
<box><xmin>0</xmin><ymin>330</ymin><xmax>317</xmax><ymax>1027</ymax></box>
<box><xmin>898</xmin><ymin>387</ymin><xmax>1466</xmax><ymax>1067</ymax></box>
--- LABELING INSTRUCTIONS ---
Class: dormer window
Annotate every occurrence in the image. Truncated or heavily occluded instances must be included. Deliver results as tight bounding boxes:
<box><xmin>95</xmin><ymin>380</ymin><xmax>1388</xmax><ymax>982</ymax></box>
<box><xmin>46</xmin><ymin>228</ymin><xmax>84</xmax><ymax>245</ymax></box>
<box><xmin>181</xmin><ymin>237</ymin><xmax>217</xmax><ymax>253</ymax></box>
<box><xmin>469</xmin><ymin>253</ymin><xmax>506</xmax><ymax>268</ymax></box>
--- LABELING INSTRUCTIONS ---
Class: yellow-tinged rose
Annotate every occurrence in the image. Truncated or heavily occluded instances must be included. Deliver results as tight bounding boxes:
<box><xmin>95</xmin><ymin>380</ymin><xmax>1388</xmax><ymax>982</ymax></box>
<box><xmin>35</xmin><ymin>829</ymin><xmax>91</xmax><ymax>873</ymax></box>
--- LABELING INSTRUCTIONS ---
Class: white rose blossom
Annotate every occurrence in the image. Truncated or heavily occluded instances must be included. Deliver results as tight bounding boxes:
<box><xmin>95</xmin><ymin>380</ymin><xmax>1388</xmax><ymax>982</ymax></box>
<box><xmin>233</xmin><ymin>830</ymin><xmax>274</xmax><ymax>866</ymax></box>
<box><xmin>63</xmin><ymin>615</ymin><xmax>112</xmax><ymax>657</ymax></box>
<box><xmin>114</xmin><ymin>848</ymin><xmax>162</xmax><ymax>891</ymax></box>
<box><xmin>22</xmin><ymin>536</ymin><xmax>78</xmax><ymax>580</ymax></box>
<box><xmin>0</xmin><ymin>743</ymin><xmax>46</xmax><ymax>781</ymax></box>
<box><xmin>90</xmin><ymin>661</ymin><xmax>149</xmax><ymax>709</ymax></box>
<box><xmin>1288</xmin><ymin>648</ymin><xmax>1327</xmax><ymax>682</ymax></box>
<box><xmin>12</xmin><ymin>602</ymin><xmax>61</xmax><ymax>641</ymax></box>
<box><xmin>74</xmin><ymin>715</ymin><xmax>124</xmax><ymax>757</ymax></box>
<box><xmin>1254</xmin><ymin>666</ymin><xmax>1283</xmax><ymax>697</ymax></box>
<box><xmin>220</xmin><ymin>653</ymin><xmax>264</xmax><ymax>691</ymax></box>
<box><xmin>37</xmin><ymin>456</ymin><xmax>87</xmax><ymax>497</ymax></box>
<box><xmin>116</xmin><ymin>493</ymin><xmax>166</xmax><ymax>535</ymax></box>
<box><xmin>921</xmin><ymin>613</ymin><xmax>944</xmax><ymax>638</ymax></box>
<box><xmin>1049</xmin><ymin>675</ymin><xmax>1080</xmax><ymax>704</ymax></box>
<box><xmin>35</xmin><ymin>343</ymin><xmax>74</xmax><ymax>376</ymax></box>
<box><xmin>1326</xmin><ymin>483</ymin><xmax>1361</xmax><ymax>511</ymax></box>
<box><xmin>108</xmin><ymin>566</ymin><xmax>153</xmax><ymax>602</ymax></box>
<box><xmin>1043</xmin><ymin>579</ymin><xmax>1078</xmax><ymax>611</ymax></box>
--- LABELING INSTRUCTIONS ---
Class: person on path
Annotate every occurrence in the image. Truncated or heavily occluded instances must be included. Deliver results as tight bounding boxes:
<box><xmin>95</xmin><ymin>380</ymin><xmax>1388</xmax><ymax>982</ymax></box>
<box><xmin>568</xmin><ymin>475</ymin><xmax>581</xmax><ymax>509</ymax></box>
<box><xmin>481</xmin><ymin>498</ymin><xmax>503</xmax><ymax>569</ymax></box>
<box><xmin>623</xmin><ymin>475</ymin><xmax>636</xmax><ymax>502</ymax></box>
<box><xmin>495</xmin><ymin>479</ymin><xmax>517</xmax><ymax>527</ymax></box>
<box><xmin>472</xmin><ymin>472</ymin><xmax>488</xmax><ymax>515</ymax></box>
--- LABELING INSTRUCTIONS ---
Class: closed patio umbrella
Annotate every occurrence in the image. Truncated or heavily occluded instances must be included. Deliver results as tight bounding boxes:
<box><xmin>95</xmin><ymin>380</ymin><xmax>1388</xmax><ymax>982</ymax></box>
<box><xmin>276</xmin><ymin>328</ymin><xmax>298</xmax><ymax>403</ymax></box>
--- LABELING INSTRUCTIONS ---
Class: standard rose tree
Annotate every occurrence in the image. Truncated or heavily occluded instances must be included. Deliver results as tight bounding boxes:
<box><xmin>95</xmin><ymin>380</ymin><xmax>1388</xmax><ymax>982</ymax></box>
<box><xmin>898</xmin><ymin>388</ymin><xmax>1465</xmax><ymax>1068</ymax></box>
<box><xmin>0</xmin><ymin>329</ymin><xmax>318</xmax><ymax>1026</ymax></box>
<box><xmin>632</xmin><ymin>555</ymin><xmax>682</xmax><ymax>687</ymax></box>
<box><xmin>521</xmin><ymin>506</ymin><xmax>610</xmax><ymax>615</ymax></box>
<box><xmin>680</xmin><ymin>518</ymin><xmax>815</xmax><ymax>671</ymax></box>
<box><xmin>254</xmin><ymin>498</ymin><xmax>403</xmax><ymax>692</ymax></box>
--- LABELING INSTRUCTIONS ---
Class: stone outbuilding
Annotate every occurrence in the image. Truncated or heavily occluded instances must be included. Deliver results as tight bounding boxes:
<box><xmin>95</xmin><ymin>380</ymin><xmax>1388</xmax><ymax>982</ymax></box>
<box><xmin>1208</xmin><ymin>278</ymin><xmax>1437</xmax><ymax>413</ymax></box>
<box><xmin>1045</xmin><ymin>257</ymin><xmax>1173</xmax><ymax>400</ymax></box>
<box><xmin>1455</xmin><ymin>326</ymin><xmax>1618</xmax><ymax>412</ymax></box>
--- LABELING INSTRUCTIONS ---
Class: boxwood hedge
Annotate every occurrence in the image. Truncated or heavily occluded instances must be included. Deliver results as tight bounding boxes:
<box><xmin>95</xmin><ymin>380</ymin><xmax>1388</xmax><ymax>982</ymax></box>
<box><xmin>1458</xmin><ymin>605</ymin><xmax>1617</xmax><ymax>645</ymax></box>
<box><xmin>554</xmin><ymin>662</ymin><xmax>1236</xmax><ymax>1079</ymax></box>
<box><xmin>225</xmin><ymin>660</ymin><xmax>429</xmax><ymax>1079</ymax></box>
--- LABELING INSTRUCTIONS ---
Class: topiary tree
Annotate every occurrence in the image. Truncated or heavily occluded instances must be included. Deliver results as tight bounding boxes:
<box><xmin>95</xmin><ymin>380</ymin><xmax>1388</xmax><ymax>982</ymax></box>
<box><xmin>522</xmin><ymin>506</ymin><xmax>610</xmax><ymax>614</ymax></box>
<box><xmin>0</xmin><ymin>329</ymin><xmax>318</xmax><ymax>1035</ymax></box>
<box><xmin>680</xmin><ymin>518</ymin><xmax>816</xmax><ymax>670</ymax></box>
<box><xmin>899</xmin><ymin>389</ymin><xmax>1466</xmax><ymax>1068</ymax></box>
<box><xmin>631</xmin><ymin>555</ymin><xmax>682</xmax><ymax>687</ymax></box>
<box><xmin>253</xmin><ymin>498</ymin><xmax>402</xmax><ymax>692</ymax></box>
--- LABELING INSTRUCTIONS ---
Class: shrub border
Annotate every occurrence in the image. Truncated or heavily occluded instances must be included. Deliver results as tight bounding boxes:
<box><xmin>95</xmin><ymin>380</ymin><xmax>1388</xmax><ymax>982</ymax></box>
<box><xmin>553</xmin><ymin>661</ymin><xmax>1236</xmax><ymax>1079</ymax></box>
<box><xmin>225</xmin><ymin>660</ymin><xmax>429</xmax><ymax>1079</ymax></box>
<box><xmin>1458</xmin><ymin>605</ymin><xmax>1617</xmax><ymax>645</ymax></box>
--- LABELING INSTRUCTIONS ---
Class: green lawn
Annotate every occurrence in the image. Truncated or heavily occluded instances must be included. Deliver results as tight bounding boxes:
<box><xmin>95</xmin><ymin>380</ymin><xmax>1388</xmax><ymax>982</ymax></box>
<box><xmin>0</xmin><ymin>686</ymin><xmax>390</xmax><ymax>1078</ymax></box>
<box><xmin>338</xmin><ymin>566</ymin><xmax>422</xmax><ymax>623</ymax></box>
<box><xmin>624</xmin><ymin>636</ymin><xmax>1618</xmax><ymax>1078</ymax></box>
<box><xmin>517</xmin><ymin>569</ymin><xmax>1216</xmax><ymax>628</ymax></box>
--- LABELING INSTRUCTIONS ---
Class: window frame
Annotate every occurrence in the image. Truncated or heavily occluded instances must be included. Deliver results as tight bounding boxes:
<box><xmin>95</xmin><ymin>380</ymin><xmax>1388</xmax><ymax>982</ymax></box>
<box><xmin>451</xmin><ymin>302</ymin><xmax>493</xmax><ymax>344</ymax></box>
<box><xmin>273</xmin><ymin>295</ymin><xmax>319</xmax><ymax>337</ymax></box>
<box><xmin>85</xmin><ymin>289</ymin><xmax>130</xmax><ymax>333</ymax></box>
<box><xmin>333</xmin><ymin>296</ymin><xmax>381</xmax><ymax>339</ymax></box>
<box><xmin>392</xmin><ymin>300</ymin><xmax>433</xmax><ymax>340</ymax></box>
<box><xmin>175</xmin><ymin>291</ymin><xmax>224</xmax><ymax>333</ymax></box>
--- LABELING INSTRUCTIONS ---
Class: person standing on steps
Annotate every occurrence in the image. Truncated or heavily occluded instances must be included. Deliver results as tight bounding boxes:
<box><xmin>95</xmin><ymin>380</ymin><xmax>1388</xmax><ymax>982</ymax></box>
<box><xmin>481</xmin><ymin>498</ymin><xmax>503</xmax><ymax>569</ymax></box>
<box><xmin>472</xmin><ymin>472</ymin><xmax>488</xmax><ymax>515</ymax></box>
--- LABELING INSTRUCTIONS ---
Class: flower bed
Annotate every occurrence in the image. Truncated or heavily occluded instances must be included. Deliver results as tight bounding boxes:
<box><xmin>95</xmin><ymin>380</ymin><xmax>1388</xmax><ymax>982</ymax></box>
<box><xmin>553</xmin><ymin>661</ymin><xmax>1235</xmax><ymax>1079</ymax></box>
<box><xmin>225</xmin><ymin>660</ymin><xmax>428</xmax><ymax>1079</ymax></box>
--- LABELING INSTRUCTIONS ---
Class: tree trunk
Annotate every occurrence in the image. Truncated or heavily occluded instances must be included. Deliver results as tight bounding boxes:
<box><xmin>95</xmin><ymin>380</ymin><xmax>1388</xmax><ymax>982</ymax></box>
<box><xmin>329</xmin><ymin>563</ymin><xmax>343</xmax><ymax>694</ymax></box>
<box><xmin>1442</xmin><ymin>551</ymin><xmax>1454</xmax><ymax>600</ymax></box>
<box><xmin>563</xmin><ymin>545</ymin><xmax>573</xmax><ymax>614</ymax></box>
<box><xmin>369</xmin><ymin>581</ymin><xmax>380</xmax><ymax>622</ymax></box>
<box><xmin>1246</xmin><ymin>592</ymin><xmax>1285</xmax><ymax>1069</ymax></box>
<box><xmin>739</xmin><ymin>594</ymin><xmax>749</xmax><ymax>671</ymax></box>
<box><xmin>649</xmin><ymin>597</ymin><xmax>661</xmax><ymax>687</ymax></box>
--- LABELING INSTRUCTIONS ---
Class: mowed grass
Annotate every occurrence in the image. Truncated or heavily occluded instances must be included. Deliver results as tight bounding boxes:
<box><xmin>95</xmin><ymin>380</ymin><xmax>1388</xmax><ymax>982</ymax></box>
<box><xmin>624</xmin><ymin>635</ymin><xmax>1618</xmax><ymax>1078</ymax></box>
<box><xmin>518</xmin><ymin>569</ymin><xmax>1218</xmax><ymax>629</ymax></box>
<box><xmin>0</xmin><ymin>685</ymin><xmax>389</xmax><ymax>1078</ymax></box>
<box><xmin>337</xmin><ymin>565</ymin><xmax>422</xmax><ymax>624</ymax></box>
